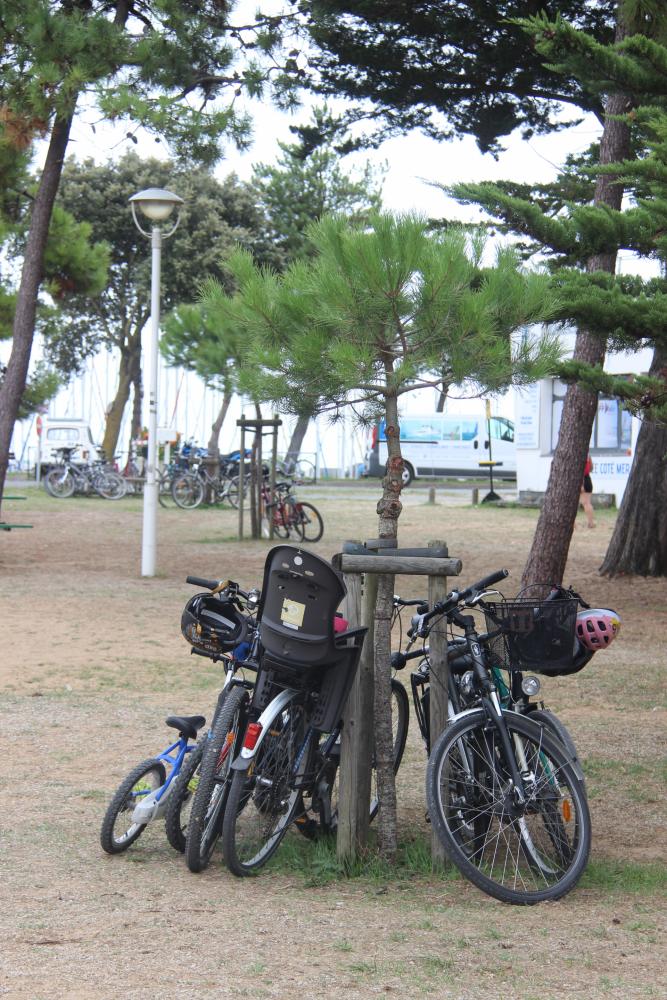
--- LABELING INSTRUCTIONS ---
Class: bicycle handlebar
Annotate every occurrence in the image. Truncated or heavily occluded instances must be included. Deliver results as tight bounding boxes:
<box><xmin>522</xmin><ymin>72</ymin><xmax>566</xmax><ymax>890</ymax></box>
<box><xmin>413</xmin><ymin>568</ymin><xmax>509</xmax><ymax>632</ymax></box>
<box><xmin>186</xmin><ymin>575</ymin><xmax>221</xmax><ymax>590</ymax></box>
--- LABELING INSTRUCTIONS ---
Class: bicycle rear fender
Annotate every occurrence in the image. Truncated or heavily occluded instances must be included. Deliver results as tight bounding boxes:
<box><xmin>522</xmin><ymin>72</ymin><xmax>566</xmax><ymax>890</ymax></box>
<box><xmin>231</xmin><ymin>687</ymin><xmax>298</xmax><ymax>771</ymax></box>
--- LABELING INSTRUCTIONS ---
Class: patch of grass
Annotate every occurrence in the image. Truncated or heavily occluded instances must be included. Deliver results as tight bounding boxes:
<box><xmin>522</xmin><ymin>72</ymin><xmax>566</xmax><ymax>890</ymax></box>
<box><xmin>580</xmin><ymin>859</ymin><xmax>667</xmax><ymax>893</ymax></box>
<box><xmin>267</xmin><ymin>831</ymin><xmax>461</xmax><ymax>889</ymax></box>
<box><xmin>333</xmin><ymin>939</ymin><xmax>353</xmax><ymax>952</ymax></box>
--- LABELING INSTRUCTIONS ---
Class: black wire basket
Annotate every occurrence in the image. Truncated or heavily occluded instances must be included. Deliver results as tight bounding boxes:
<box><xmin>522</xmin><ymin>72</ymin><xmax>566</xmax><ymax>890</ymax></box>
<box><xmin>483</xmin><ymin>597</ymin><xmax>579</xmax><ymax>674</ymax></box>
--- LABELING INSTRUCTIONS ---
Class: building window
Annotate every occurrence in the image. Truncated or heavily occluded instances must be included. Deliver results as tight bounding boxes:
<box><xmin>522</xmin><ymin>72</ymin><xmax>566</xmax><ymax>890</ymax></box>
<box><xmin>551</xmin><ymin>381</ymin><xmax>631</xmax><ymax>452</ymax></box>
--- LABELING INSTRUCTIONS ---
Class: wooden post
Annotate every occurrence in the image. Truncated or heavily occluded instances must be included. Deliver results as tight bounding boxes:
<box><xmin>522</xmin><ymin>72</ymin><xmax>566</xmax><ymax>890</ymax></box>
<box><xmin>427</xmin><ymin>539</ymin><xmax>449</xmax><ymax>870</ymax></box>
<box><xmin>427</xmin><ymin>487</ymin><xmax>436</xmax><ymax>504</ymax></box>
<box><xmin>472</xmin><ymin>487</ymin><xmax>479</xmax><ymax>506</ymax></box>
<box><xmin>337</xmin><ymin>570</ymin><xmax>377</xmax><ymax>862</ymax></box>
<box><xmin>269</xmin><ymin>416</ymin><xmax>278</xmax><ymax>540</ymax></box>
<box><xmin>238</xmin><ymin>419</ymin><xmax>245</xmax><ymax>540</ymax></box>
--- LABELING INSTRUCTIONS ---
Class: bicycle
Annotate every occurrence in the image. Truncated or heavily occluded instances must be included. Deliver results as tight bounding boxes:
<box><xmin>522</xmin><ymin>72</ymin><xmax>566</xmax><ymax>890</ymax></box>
<box><xmin>390</xmin><ymin>585</ymin><xmax>586</xmax><ymax>771</ymax></box>
<box><xmin>260</xmin><ymin>478</ymin><xmax>324</xmax><ymax>543</ymax></box>
<box><xmin>219</xmin><ymin>545</ymin><xmax>382</xmax><ymax>876</ymax></box>
<box><xmin>100</xmin><ymin>713</ymin><xmax>206</xmax><ymax>854</ymax></box>
<box><xmin>171</xmin><ymin>575</ymin><xmax>261</xmax><ymax>871</ymax></box>
<box><xmin>421</xmin><ymin>569</ymin><xmax>592</xmax><ymax>904</ymax></box>
<box><xmin>44</xmin><ymin>446</ymin><xmax>126</xmax><ymax>500</ymax></box>
<box><xmin>171</xmin><ymin>455</ymin><xmax>248</xmax><ymax>510</ymax></box>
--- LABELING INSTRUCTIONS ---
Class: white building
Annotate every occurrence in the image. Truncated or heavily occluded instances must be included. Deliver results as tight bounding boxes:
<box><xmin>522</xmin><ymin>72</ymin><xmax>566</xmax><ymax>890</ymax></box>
<box><xmin>515</xmin><ymin>333</ymin><xmax>653</xmax><ymax>505</ymax></box>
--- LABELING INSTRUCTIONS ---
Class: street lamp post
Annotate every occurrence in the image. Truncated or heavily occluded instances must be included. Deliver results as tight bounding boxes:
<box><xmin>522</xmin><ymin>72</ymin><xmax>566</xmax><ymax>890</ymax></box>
<box><xmin>129</xmin><ymin>188</ymin><xmax>184</xmax><ymax>577</ymax></box>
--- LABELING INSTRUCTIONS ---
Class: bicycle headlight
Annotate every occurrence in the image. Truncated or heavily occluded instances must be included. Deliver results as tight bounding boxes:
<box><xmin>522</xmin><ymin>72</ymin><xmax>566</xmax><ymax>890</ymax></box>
<box><xmin>521</xmin><ymin>675</ymin><xmax>541</xmax><ymax>697</ymax></box>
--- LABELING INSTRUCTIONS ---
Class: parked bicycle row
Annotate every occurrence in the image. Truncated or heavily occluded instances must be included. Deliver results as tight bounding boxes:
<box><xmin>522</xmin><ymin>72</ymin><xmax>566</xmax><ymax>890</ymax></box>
<box><xmin>101</xmin><ymin>545</ymin><xmax>620</xmax><ymax>905</ymax></box>
<box><xmin>43</xmin><ymin>445</ymin><xmax>324</xmax><ymax>539</ymax></box>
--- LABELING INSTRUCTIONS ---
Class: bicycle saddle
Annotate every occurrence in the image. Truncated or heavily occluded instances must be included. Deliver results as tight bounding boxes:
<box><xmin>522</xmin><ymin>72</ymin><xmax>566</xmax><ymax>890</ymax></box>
<box><xmin>165</xmin><ymin>715</ymin><xmax>206</xmax><ymax>740</ymax></box>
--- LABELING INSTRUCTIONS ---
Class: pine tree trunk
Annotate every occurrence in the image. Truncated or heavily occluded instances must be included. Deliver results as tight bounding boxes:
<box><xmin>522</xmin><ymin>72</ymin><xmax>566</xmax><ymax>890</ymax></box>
<box><xmin>284</xmin><ymin>412</ymin><xmax>311</xmax><ymax>471</ymax></box>
<box><xmin>100</xmin><ymin>325</ymin><xmax>143</xmax><ymax>464</ymax></box>
<box><xmin>0</xmin><ymin>114</ymin><xmax>73</xmax><ymax>511</ymax></box>
<box><xmin>522</xmin><ymin>66</ymin><xmax>633</xmax><ymax>586</ymax></box>
<box><xmin>600</xmin><ymin>346</ymin><xmax>667</xmax><ymax>576</ymax></box>
<box><xmin>435</xmin><ymin>374</ymin><xmax>453</xmax><ymax>413</ymax></box>
<box><xmin>206</xmin><ymin>389</ymin><xmax>233</xmax><ymax>462</ymax></box>
<box><xmin>374</xmin><ymin>389</ymin><xmax>404</xmax><ymax>859</ymax></box>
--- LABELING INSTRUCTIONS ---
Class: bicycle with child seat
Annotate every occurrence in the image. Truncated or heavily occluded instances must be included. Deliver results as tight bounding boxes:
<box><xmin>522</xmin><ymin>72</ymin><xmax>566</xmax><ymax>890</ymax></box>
<box><xmin>416</xmin><ymin>569</ymin><xmax>592</xmax><ymax>904</ymax></box>
<box><xmin>178</xmin><ymin>564</ymin><xmax>406</xmax><ymax>874</ymax></box>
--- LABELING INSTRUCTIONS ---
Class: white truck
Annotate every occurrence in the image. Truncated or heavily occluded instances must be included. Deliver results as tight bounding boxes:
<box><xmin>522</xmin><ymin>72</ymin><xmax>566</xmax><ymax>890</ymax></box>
<box><xmin>37</xmin><ymin>418</ymin><xmax>100</xmax><ymax>475</ymax></box>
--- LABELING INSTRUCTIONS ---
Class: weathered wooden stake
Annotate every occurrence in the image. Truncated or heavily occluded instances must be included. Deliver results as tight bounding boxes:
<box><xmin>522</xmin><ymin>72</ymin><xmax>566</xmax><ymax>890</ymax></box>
<box><xmin>427</xmin><ymin>539</ymin><xmax>450</xmax><ymax>869</ymax></box>
<box><xmin>337</xmin><ymin>571</ymin><xmax>377</xmax><ymax>862</ymax></box>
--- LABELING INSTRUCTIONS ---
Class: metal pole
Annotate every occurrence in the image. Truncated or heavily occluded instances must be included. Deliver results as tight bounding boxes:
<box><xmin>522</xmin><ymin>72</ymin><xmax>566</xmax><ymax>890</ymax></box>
<box><xmin>238</xmin><ymin>418</ymin><xmax>245</xmax><ymax>540</ymax></box>
<box><xmin>141</xmin><ymin>225</ymin><xmax>161</xmax><ymax>577</ymax></box>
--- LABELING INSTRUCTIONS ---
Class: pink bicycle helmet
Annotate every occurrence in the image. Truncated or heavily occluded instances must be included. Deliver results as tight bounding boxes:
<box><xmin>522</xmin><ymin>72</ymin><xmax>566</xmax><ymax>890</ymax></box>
<box><xmin>575</xmin><ymin>608</ymin><xmax>621</xmax><ymax>651</ymax></box>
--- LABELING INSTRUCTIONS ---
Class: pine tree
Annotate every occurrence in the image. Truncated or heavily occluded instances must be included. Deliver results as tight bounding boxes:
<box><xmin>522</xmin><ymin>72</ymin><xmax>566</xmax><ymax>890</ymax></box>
<box><xmin>201</xmin><ymin>212</ymin><xmax>561</xmax><ymax>858</ymax></box>
<box><xmin>452</xmin><ymin>8</ymin><xmax>667</xmax><ymax>581</ymax></box>
<box><xmin>0</xmin><ymin>0</ymin><xmax>295</xmax><ymax>510</ymax></box>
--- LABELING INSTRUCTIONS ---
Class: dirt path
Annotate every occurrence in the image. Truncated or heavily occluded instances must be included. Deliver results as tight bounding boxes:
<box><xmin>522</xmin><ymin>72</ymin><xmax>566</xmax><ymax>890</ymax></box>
<box><xmin>0</xmin><ymin>489</ymin><xmax>665</xmax><ymax>999</ymax></box>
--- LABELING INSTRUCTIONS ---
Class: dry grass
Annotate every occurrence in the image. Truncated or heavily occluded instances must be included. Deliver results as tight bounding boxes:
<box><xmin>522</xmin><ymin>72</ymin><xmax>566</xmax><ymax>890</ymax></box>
<box><xmin>0</xmin><ymin>485</ymin><xmax>665</xmax><ymax>999</ymax></box>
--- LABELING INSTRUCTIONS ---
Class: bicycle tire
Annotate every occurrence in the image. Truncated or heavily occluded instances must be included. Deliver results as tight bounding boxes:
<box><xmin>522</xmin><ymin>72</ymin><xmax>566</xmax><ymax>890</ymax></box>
<box><xmin>298</xmin><ymin>679</ymin><xmax>410</xmax><ymax>837</ymax></box>
<box><xmin>164</xmin><ymin>739</ymin><xmax>206</xmax><ymax>853</ymax></box>
<box><xmin>529</xmin><ymin>708</ymin><xmax>585</xmax><ymax>786</ymax></box>
<box><xmin>44</xmin><ymin>468</ymin><xmax>75</xmax><ymax>499</ymax></box>
<box><xmin>225</xmin><ymin>475</ymin><xmax>248</xmax><ymax>510</ymax></box>
<box><xmin>294</xmin><ymin>501</ymin><xmax>324</xmax><ymax>542</ymax></box>
<box><xmin>222</xmin><ymin>697</ymin><xmax>310</xmax><ymax>876</ymax></box>
<box><xmin>96</xmin><ymin>470</ymin><xmax>127</xmax><ymax>500</ymax></box>
<box><xmin>426</xmin><ymin>710</ymin><xmax>591</xmax><ymax>904</ymax></box>
<box><xmin>172</xmin><ymin>473</ymin><xmax>205</xmax><ymax>510</ymax></box>
<box><xmin>185</xmin><ymin>687</ymin><xmax>249</xmax><ymax>872</ymax></box>
<box><xmin>158</xmin><ymin>474</ymin><xmax>175</xmax><ymax>508</ymax></box>
<box><xmin>293</xmin><ymin>458</ymin><xmax>316</xmax><ymax>484</ymax></box>
<box><xmin>100</xmin><ymin>758</ymin><xmax>167</xmax><ymax>854</ymax></box>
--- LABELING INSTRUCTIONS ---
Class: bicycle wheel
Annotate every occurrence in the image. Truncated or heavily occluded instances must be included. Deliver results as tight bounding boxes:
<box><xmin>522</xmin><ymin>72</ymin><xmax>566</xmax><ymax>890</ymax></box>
<box><xmin>293</xmin><ymin>458</ymin><xmax>316</xmax><ymax>484</ymax></box>
<box><xmin>172</xmin><ymin>473</ymin><xmax>204</xmax><ymax>509</ymax></box>
<box><xmin>158</xmin><ymin>473</ymin><xmax>175</xmax><ymax>508</ymax></box>
<box><xmin>222</xmin><ymin>697</ymin><xmax>310</xmax><ymax>876</ymax></box>
<box><xmin>300</xmin><ymin>678</ymin><xmax>410</xmax><ymax>835</ymax></box>
<box><xmin>100</xmin><ymin>758</ymin><xmax>166</xmax><ymax>854</ymax></box>
<box><xmin>44</xmin><ymin>468</ymin><xmax>75</xmax><ymax>499</ymax></box>
<box><xmin>426</xmin><ymin>710</ymin><xmax>591</xmax><ymax>904</ymax></box>
<box><xmin>226</xmin><ymin>475</ymin><xmax>248</xmax><ymax>509</ymax></box>
<box><xmin>164</xmin><ymin>739</ymin><xmax>205</xmax><ymax>853</ymax></box>
<box><xmin>185</xmin><ymin>687</ymin><xmax>249</xmax><ymax>872</ymax></box>
<box><xmin>95</xmin><ymin>470</ymin><xmax>126</xmax><ymax>500</ymax></box>
<box><xmin>293</xmin><ymin>501</ymin><xmax>324</xmax><ymax>542</ymax></box>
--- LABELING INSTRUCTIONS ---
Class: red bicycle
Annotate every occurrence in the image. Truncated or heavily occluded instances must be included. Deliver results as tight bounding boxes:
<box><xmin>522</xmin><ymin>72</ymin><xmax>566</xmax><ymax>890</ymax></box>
<box><xmin>260</xmin><ymin>479</ymin><xmax>323</xmax><ymax>542</ymax></box>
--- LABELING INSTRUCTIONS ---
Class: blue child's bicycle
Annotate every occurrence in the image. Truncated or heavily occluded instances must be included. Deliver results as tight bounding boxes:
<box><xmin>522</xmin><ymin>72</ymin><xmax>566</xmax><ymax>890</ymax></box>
<box><xmin>100</xmin><ymin>714</ymin><xmax>206</xmax><ymax>854</ymax></box>
<box><xmin>101</xmin><ymin>574</ymin><xmax>259</xmax><ymax>856</ymax></box>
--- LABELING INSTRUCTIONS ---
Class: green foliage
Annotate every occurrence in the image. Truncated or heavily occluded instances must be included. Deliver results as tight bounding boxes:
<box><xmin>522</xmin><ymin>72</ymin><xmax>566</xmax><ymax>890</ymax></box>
<box><xmin>251</xmin><ymin>106</ymin><xmax>385</xmax><ymax>266</ymax></box>
<box><xmin>15</xmin><ymin>362</ymin><xmax>60</xmax><ymax>420</ymax></box>
<box><xmin>294</xmin><ymin>2</ymin><xmax>616</xmax><ymax>154</ymax></box>
<box><xmin>202</xmin><ymin>213</ymin><xmax>561</xmax><ymax>422</ymax></box>
<box><xmin>48</xmin><ymin>151</ymin><xmax>278</xmax><ymax>375</ymax></box>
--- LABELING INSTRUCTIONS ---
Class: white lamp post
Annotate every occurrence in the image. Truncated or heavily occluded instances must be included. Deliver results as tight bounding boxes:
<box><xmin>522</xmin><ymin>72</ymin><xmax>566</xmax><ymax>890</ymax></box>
<box><xmin>129</xmin><ymin>187</ymin><xmax>184</xmax><ymax>577</ymax></box>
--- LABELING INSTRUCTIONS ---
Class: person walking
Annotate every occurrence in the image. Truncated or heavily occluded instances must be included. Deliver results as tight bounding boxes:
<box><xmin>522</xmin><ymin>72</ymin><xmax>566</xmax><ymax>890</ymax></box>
<box><xmin>580</xmin><ymin>453</ymin><xmax>595</xmax><ymax>528</ymax></box>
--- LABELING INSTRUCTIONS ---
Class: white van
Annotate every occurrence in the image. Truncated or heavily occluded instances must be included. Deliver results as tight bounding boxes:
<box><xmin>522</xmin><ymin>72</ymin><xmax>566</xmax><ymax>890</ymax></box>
<box><xmin>39</xmin><ymin>418</ymin><xmax>99</xmax><ymax>471</ymax></box>
<box><xmin>364</xmin><ymin>413</ymin><xmax>516</xmax><ymax>485</ymax></box>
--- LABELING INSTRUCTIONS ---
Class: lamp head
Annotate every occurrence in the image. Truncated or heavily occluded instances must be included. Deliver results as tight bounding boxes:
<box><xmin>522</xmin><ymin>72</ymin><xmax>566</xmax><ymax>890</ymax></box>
<box><xmin>129</xmin><ymin>187</ymin><xmax>183</xmax><ymax>223</ymax></box>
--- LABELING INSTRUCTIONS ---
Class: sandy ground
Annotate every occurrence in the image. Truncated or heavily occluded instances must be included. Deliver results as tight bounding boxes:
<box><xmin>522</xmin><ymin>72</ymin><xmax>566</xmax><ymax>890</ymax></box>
<box><xmin>0</xmin><ymin>486</ymin><xmax>665</xmax><ymax>999</ymax></box>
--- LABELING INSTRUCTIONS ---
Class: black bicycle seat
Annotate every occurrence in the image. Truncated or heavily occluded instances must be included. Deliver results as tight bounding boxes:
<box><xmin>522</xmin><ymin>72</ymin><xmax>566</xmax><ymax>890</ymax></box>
<box><xmin>165</xmin><ymin>714</ymin><xmax>206</xmax><ymax>740</ymax></box>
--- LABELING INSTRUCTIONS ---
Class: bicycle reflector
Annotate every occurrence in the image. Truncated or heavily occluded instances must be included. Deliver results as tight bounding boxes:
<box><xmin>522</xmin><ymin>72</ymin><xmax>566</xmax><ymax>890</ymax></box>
<box><xmin>243</xmin><ymin>722</ymin><xmax>262</xmax><ymax>751</ymax></box>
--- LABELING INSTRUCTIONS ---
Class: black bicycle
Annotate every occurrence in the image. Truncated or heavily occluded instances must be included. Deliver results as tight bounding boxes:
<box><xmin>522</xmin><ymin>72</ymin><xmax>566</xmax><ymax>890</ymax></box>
<box><xmin>420</xmin><ymin>570</ymin><xmax>591</xmax><ymax>904</ymax></box>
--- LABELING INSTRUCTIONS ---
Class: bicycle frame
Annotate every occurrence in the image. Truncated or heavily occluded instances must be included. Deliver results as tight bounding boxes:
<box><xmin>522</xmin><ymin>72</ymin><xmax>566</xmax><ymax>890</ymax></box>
<box><xmin>130</xmin><ymin>737</ymin><xmax>196</xmax><ymax>824</ymax></box>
